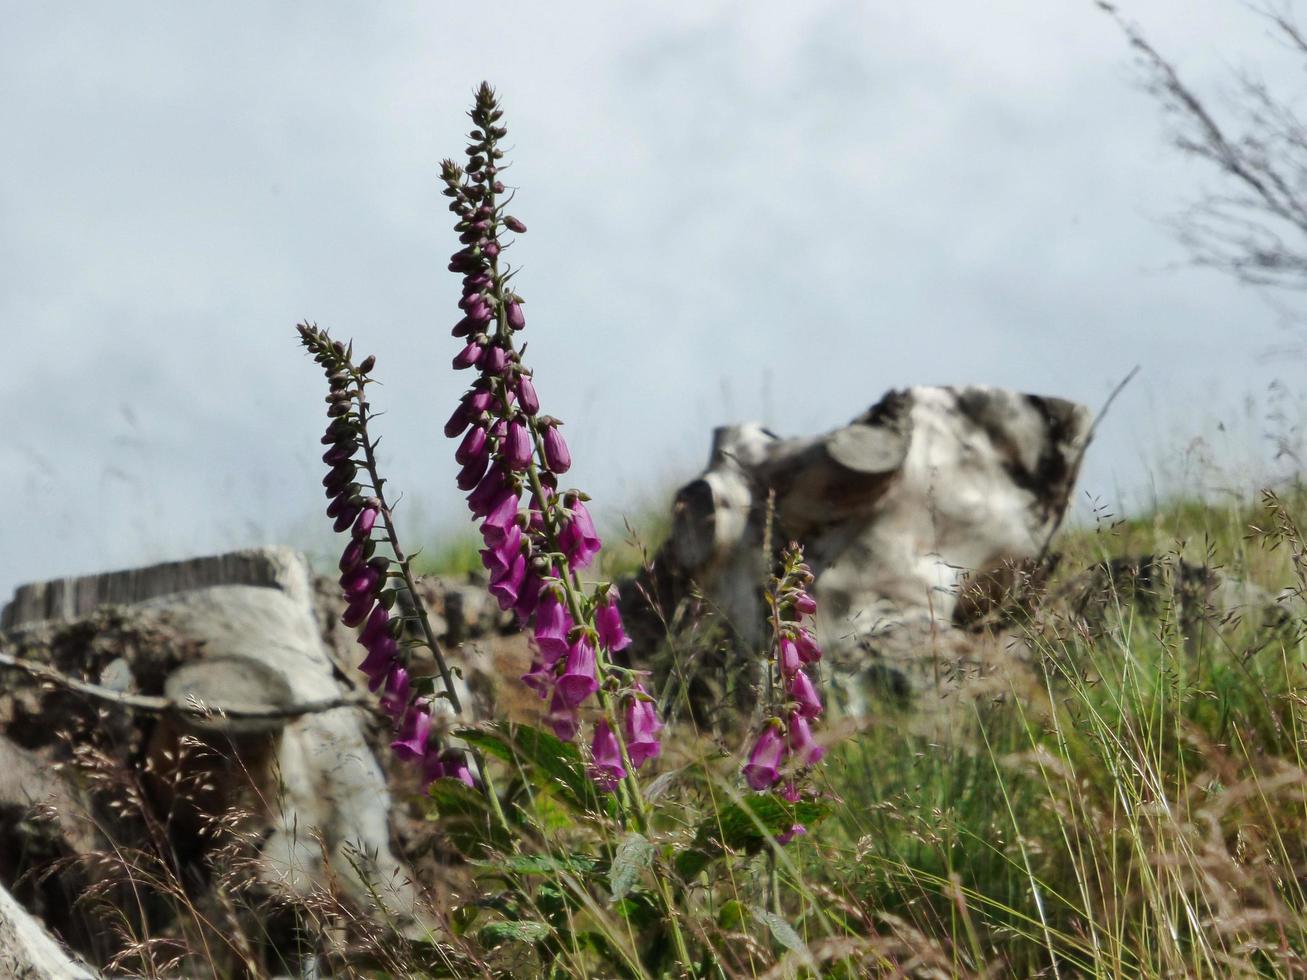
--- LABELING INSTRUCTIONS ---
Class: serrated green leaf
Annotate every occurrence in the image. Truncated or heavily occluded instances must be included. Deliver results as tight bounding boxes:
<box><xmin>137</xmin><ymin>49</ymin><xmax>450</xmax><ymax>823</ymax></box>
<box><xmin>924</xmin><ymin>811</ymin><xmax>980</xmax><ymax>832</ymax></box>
<box><xmin>457</xmin><ymin>722</ymin><xmax>602</xmax><ymax>812</ymax></box>
<box><xmin>477</xmin><ymin>918</ymin><xmax>552</xmax><ymax>946</ymax></box>
<box><xmin>607</xmin><ymin>832</ymin><xmax>653</xmax><ymax>904</ymax></box>
<box><xmin>425</xmin><ymin>776</ymin><xmax>511</xmax><ymax>854</ymax></box>
<box><xmin>674</xmin><ymin>795</ymin><xmax>831</xmax><ymax>879</ymax></box>
<box><xmin>750</xmin><ymin>906</ymin><xmax>815</xmax><ymax>965</ymax></box>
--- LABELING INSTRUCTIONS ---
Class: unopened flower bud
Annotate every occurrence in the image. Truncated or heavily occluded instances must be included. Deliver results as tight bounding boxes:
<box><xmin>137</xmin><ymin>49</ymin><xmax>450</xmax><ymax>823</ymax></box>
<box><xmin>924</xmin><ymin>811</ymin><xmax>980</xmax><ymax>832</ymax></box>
<box><xmin>504</xmin><ymin>216</ymin><xmax>526</xmax><ymax>234</ymax></box>
<box><xmin>516</xmin><ymin>374</ymin><xmax>539</xmax><ymax>415</ymax></box>
<box><xmin>541</xmin><ymin>421</ymin><xmax>571</xmax><ymax>474</ymax></box>
<box><xmin>506</xmin><ymin>299</ymin><xmax>526</xmax><ymax>330</ymax></box>
<box><xmin>504</xmin><ymin>418</ymin><xmax>533</xmax><ymax>471</ymax></box>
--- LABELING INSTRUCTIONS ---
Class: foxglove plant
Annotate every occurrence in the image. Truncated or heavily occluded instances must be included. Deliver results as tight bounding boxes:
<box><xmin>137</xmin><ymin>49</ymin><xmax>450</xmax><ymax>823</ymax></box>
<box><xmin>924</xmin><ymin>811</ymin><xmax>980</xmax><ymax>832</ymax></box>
<box><xmin>297</xmin><ymin>323</ymin><xmax>476</xmax><ymax>789</ymax></box>
<box><xmin>743</xmin><ymin>543</ymin><xmax>827</xmax><ymax>843</ymax></box>
<box><xmin>439</xmin><ymin>83</ymin><xmax>661</xmax><ymax>795</ymax></box>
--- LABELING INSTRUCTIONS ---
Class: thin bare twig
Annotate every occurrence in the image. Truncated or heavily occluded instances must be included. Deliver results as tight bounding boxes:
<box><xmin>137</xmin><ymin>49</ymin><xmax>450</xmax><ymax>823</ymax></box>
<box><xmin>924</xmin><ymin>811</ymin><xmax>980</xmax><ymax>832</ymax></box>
<box><xmin>0</xmin><ymin>650</ymin><xmax>374</xmax><ymax>721</ymax></box>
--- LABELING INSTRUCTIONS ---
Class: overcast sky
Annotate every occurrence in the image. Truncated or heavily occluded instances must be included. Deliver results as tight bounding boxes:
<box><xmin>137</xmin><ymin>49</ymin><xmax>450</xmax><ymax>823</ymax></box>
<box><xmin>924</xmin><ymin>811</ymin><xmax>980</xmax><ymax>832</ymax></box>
<box><xmin>3</xmin><ymin>1</ymin><xmax>1304</xmax><ymax>601</ymax></box>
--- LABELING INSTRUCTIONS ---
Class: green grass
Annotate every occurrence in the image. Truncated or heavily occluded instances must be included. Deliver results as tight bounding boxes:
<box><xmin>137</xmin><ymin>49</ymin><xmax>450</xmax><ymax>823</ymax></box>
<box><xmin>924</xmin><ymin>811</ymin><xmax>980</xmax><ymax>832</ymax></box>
<box><xmin>797</xmin><ymin>485</ymin><xmax>1307</xmax><ymax>977</ymax></box>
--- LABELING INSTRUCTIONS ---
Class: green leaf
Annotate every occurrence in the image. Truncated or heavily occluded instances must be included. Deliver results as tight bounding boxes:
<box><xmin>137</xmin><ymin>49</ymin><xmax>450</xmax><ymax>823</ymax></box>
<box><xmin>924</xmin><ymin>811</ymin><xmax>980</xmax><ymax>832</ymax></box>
<box><xmin>750</xmin><ymin>906</ymin><xmax>815</xmax><ymax>965</ymax></box>
<box><xmin>674</xmin><ymin>794</ymin><xmax>831</xmax><ymax>879</ymax></box>
<box><xmin>607</xmin><ymin>832</ymin><xmax>653</xmax><ymax>904</ymax></box>
<box><xmin>457</xmin><ymin>722</ymin><xmax>602</xmax><ymax>812</ymax></box>
<box><xmin>477</xmin><ymin>918</ymin><xmax>552</xmax><ymax>946</ymax></box>
<box><xmin>717</xmin><ymin>899</ymin><xmax>747</xmax><ymax>930</ymax></box>
<box><xmin>425</xmin><ymin>777</ymin><xmax>511</xmax><ymax>855</ymax></box>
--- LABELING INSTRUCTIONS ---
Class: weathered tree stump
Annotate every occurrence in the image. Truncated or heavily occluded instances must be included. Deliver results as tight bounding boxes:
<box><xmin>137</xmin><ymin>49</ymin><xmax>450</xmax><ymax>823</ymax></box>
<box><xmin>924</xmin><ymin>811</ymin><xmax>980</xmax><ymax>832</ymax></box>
<box><xmin>636</xmin><ymin>385</ymin><xmax>1093</xmax><ymax>716</ymax></box>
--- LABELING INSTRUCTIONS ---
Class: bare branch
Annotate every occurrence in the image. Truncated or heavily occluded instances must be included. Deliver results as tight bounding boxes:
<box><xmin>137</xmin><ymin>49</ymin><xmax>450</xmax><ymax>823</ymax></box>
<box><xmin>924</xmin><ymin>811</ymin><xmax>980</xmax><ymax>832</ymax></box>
<box><xmin>0</xmin><ymin>649</ymin><xmax>374</xmax><ymax>721</ymax></box>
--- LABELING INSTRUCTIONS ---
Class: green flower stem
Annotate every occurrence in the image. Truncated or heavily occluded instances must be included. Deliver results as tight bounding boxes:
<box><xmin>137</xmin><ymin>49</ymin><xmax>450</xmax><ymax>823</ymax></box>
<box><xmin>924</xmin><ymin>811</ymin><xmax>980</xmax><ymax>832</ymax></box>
<box><xmin>352</xmin><ymin>373</ymin><xmax>510</xmax><ymax>833</ymax></box>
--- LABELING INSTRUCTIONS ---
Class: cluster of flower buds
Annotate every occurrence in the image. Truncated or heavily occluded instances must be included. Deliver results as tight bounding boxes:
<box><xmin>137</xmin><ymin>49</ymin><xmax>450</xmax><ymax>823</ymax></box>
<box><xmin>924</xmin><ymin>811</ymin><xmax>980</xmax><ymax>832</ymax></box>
<box><xmin>298</xmin><ymin>322</ymin><xmax>473</xmax><ymax>789</ymax></box>
<box><xmin>440</xmin><ymin>84</ymin><xmax>660</xmax><ymax>790</ymax></box>
<box><xmin>742</xmin><ymin>544</ymin><xmax>826</xmax><ymax>841</ymax></box>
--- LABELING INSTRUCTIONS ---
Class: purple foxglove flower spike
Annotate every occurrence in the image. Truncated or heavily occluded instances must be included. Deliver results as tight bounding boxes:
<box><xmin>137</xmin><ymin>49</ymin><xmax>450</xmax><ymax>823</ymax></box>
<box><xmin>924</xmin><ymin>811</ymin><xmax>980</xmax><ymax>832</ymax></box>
<box><xmin>787</xmin><ymin>711</ymin><xmax>825</xmax><ymax>767</ymax></box>
<box><xmin>390</xmin><ymin>702</ymin><xmax>433</xmax><ymax>761</ymax></box>
<box><xmin>547</xmin><ymin>687</ymin><xmax>580</xmax><ymax>741</ymax></box>
<box><xmin>589</xmin><ymin>718</ymin><xmax>626</xmax><ymax>792</ymax></box>
<box><xmin>504</xmin><ymin>418</ymin><xmax>533</xmax><ymax>471</ymax></box>
<box><xmin>788</xmin><ymin>668</ymin><xmax>823</xmax><ymax>718</ymax></box>
<box><xmin>596</xmin><ymin>589</ymin><xmax>631</xmax><ymax>653</ymax></box>
<box><xmin>555</xmin><ymin>634</ymin><xmax>599</xmax><ymax>708</ymax></box>
<box><xmin>743</xmin><ymin>723</ymin><xmax>786</xmax><ymax>791</ymax></box>
<box><xmin>623</xmin><ymin>684</ymin><xmax>663</xmax><ymax>768</ymax></box>
<box><xmin>540</xmin><ymin>421</ymin><xmax>571</xmax><ymax>474</ymax></box>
